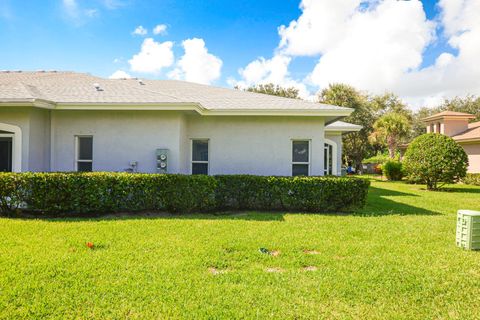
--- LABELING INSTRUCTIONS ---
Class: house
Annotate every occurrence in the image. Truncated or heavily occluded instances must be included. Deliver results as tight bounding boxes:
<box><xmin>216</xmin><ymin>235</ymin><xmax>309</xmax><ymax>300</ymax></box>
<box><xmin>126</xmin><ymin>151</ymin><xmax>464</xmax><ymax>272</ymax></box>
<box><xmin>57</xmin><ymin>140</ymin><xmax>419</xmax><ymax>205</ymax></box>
<box><xmin>423</xmin><ymin>111</ymin><xmax>480</xmax><ymax>173</ymax></box>
<box><xmin>0</xmin><ymin>71</ymin><xmax>360</xmax><ymax>176</ymax></box>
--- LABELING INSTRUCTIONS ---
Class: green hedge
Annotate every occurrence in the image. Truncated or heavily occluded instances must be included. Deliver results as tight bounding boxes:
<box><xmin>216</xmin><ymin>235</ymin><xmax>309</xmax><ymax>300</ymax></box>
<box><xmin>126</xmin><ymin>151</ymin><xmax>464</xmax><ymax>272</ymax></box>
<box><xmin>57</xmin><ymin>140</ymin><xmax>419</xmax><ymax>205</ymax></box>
<box><xmin>0</xmin><ymin>173</ymin><xmax>370</xmax><ymax>216</ymax></box>
<box><xmin>382</xmin><ymin>160</ymin><xmax>404</xmax><ymax>181</ymax></box>
<box><xmin>463</xmin><ymin>173</ymin><xmax>480</xmax><ymax>186</ymax></box>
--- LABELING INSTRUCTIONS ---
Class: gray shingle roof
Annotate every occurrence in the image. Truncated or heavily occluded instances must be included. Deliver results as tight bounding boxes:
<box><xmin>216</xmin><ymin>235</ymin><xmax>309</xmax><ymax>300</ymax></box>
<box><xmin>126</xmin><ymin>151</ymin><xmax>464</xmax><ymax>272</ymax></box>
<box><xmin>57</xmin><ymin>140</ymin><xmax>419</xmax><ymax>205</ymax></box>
<box><xmin>0</xmin><ymin>71</ymin><xmax>350</xmax><ymax>114</ymax></box>
<box><xmin>325</xmin><ymin>121</ymin><xmax>362</xmax><ymax>131</ymax></box>
<box><xmin>0</xmin><ymin>71</ymin><xmax>181</xmax><ymax>103</ymax></box>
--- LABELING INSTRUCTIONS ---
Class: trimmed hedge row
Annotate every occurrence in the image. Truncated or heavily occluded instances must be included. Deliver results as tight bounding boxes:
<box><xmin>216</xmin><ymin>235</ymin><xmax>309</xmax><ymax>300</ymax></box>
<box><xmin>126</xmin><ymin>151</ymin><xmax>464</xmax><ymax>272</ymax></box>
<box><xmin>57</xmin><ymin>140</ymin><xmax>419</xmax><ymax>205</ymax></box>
<box><xmin>0</xmin><ymin>172</ymin><xmax>370</xmax><ymax>216</ymax></box>
<box><xmin>463</xmin><ymin>173</ymin><xmax>480</xmax><ymax>186</ymax></box>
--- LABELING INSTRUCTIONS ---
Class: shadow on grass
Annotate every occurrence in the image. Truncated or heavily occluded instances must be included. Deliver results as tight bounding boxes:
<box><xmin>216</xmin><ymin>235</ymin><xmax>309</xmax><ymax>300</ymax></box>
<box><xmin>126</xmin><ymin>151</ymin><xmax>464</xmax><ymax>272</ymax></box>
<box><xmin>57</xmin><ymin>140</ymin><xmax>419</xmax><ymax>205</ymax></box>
<box><xmin>435</xmin><ymin>187</ymin><xmax>480</xmax><ymax>194</ymax></box>
<box><xmin>354</xmin><ymin>186</ymin><xmax>441</xmax><ymax>216</ymax></box>
<box><xmin>9</xmin><ymin>211</ymin><xmax>287</xmax><ymax>222</ymax></box>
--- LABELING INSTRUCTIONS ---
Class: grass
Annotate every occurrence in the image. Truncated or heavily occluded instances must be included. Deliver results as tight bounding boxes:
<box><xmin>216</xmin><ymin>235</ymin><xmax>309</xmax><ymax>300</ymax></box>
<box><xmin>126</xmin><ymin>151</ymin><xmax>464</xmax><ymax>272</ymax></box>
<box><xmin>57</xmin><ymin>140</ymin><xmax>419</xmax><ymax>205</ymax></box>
<box><xmin>1</xmin><ymin>178</ymin><xmax>480</xmax><ymax>319</ymax></box>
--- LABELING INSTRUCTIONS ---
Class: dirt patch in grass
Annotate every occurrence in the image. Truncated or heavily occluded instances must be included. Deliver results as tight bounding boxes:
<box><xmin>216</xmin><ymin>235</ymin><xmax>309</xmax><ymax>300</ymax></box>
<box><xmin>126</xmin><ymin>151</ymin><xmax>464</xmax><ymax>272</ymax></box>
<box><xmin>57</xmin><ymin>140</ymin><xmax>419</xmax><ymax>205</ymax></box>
<box><xmin>303</xmin><ymin>266</ymin><xmax>318</xmax><ymax>272</ymax></box>
<box><xmin>270</xmin><ymin>250</ymin><xmax>280</xmax><ymax>257</ymax></box>
<box><xmin>265</xmin><ymin>267</ymin><xmax>284</xmax><ymax>273</ymax></box>
<box><xmin>208</xmin><ymin>267</ymin><xmax>229</xmax><ymax>275</ymax></box>
<box><xmin>303</xmin><ymin>250</ymin><xmax>320</xmax><ymax>255</ymax></box>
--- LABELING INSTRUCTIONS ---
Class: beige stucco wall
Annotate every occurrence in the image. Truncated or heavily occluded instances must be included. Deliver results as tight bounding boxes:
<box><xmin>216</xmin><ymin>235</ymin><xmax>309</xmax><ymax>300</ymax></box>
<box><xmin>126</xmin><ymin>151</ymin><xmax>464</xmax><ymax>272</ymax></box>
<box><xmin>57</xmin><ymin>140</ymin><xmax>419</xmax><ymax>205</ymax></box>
<box><xmin>0</xmin><ymin>107</ymin><xmax>51</xmax><ymax>171</ymax></box>
<box><xmin>51</xmin><ymin>110</ymin><xmax>185</xmax><ymax>173</ymax></box>
<box><xmin>28</xmin><ymin>108</ymin><xmax>51</xmax><ymax>171</ymax></box>
<box><xmin>1</xmin><ymin>108</ymin><xmax>334</xmax><ymax>176</ymax></box>
<box><xmin>443</xmin><ymin>119</ymin><xmax>470</xmax><ymax>137</ymax></box>
<box><xmin>461</xmin><ymin>143</ymin><xmax>480</xmax><ymax>173</ymax></box>
<box><xmin>185</xmin><ymin>115</ymin><xmax>325</xmax><ymax>176</ymax></box>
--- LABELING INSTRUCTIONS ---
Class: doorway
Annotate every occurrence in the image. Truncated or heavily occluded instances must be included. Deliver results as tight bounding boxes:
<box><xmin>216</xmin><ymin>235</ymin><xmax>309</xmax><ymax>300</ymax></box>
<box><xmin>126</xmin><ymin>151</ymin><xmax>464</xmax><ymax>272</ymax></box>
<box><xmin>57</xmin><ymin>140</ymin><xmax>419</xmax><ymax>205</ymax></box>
<box><xmin>0</xmin><ymin>135</ymin><xmax>13</xmax><ymax>172</ymax></box>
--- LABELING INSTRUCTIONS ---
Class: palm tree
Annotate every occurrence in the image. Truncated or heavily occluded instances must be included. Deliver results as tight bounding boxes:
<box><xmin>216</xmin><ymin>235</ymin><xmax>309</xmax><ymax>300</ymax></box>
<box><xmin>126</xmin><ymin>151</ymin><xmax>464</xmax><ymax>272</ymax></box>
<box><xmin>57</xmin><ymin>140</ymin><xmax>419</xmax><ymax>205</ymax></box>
<box><xmin>370</xmin><ymin>112</ymin><xmax>411</xmax><ymax>158</ymax></box>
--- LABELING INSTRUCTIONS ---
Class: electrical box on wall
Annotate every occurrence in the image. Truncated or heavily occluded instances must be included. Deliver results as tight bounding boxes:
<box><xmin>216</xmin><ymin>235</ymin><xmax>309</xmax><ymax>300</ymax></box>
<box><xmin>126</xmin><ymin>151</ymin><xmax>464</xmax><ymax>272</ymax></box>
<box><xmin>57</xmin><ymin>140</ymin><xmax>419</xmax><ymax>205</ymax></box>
<box><xmin>156</xmin><ymin>149</ymin><xmax>169</xmax><ymax>173</ymax></box>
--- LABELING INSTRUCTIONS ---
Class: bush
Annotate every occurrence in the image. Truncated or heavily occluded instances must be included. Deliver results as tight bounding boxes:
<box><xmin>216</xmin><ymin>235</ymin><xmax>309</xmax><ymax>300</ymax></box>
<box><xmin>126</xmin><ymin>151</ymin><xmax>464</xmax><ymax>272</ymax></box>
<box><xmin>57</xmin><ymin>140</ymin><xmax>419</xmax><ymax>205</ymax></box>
<box><xmin>0</xmin><ymin>173</ymin><xmax>370</xmax><ymax>216</ymax></box>
<box><xmin>382</xmin><ymin>160</ymin><xmax>403</xmax><ymax>181</ymax></box>
<box><xmin>463</xmin><ymin>173</ymin><xmax>480</xmax><ymax>186</ymax></box>
<box><xmin>403</xmin><ymin>133</ymin><xmax>468</xmax><ymax>190</ymax></box>
<box><xmin>362</xmin><ymin>154</ymin><xmax>390</xmax><ymax>165</ymax></box>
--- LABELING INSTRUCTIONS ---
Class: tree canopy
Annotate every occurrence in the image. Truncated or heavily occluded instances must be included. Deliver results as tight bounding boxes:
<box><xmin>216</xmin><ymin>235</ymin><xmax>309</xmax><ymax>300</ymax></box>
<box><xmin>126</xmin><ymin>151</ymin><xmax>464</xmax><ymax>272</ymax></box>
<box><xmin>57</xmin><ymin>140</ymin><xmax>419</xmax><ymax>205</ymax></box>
<box><xmin>318</xmin><ymin>84</ymin><xmax>375</xmax><ymax>171</ymax></box>
<box><xmin>242</xmin><ymin>83</ymin><xmax>300</xmax><ymax>99</ymax></box>
<box><xmin>370</xmin><ymin>112</ymin><xmax>411</xmax><ymax>158</ymax></box>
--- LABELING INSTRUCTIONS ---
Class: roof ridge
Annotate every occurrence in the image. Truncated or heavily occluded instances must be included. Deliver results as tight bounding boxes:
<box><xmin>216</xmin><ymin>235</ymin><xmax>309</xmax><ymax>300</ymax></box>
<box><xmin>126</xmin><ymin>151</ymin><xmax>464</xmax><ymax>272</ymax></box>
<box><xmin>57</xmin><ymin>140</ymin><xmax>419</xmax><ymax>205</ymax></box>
<box><xmin>113</xmin><ymin>79</ymin><xmax>193</xmax><ymax>103</ymax></box>
<box><xmin>140</xmin><ymin>79</ymin><xmax>350</xmax><ymax>110</ymax></box>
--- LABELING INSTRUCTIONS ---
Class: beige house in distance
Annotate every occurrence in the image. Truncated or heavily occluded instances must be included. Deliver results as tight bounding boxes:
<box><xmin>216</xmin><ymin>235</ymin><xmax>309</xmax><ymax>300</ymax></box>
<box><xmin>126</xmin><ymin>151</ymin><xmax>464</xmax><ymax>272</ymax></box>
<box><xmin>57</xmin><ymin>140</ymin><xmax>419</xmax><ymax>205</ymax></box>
<box><xmin>423</xmin><ymin>111</ymin><xmax>480</xmax><ymax>173</ymax></box>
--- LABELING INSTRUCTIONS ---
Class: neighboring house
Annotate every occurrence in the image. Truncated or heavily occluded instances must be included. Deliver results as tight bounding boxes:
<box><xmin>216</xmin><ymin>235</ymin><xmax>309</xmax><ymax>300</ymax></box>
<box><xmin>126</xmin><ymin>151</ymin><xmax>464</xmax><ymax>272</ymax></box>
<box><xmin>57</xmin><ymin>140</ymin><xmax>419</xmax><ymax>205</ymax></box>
<box><xmin>423</xmin><ymin>111</ymin><xmax>480</xmax><ymax>173</ymax></box>
<box><xmin>0</xmin><ymin>71</ymin><xmax>360</xmax><ymax>176</ymax></box>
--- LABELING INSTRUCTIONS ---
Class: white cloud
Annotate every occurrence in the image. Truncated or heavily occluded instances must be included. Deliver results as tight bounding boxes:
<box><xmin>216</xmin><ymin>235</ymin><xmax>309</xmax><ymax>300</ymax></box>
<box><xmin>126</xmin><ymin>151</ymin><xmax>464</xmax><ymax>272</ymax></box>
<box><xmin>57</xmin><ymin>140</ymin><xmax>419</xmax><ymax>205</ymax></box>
<box><xmin>62</xmin><ymin>0</ymin><xmax>81</xmax><ymax>21</ymax></box>
<box><xmin>168</xmin><ymin>38</ymin><xmax>222</xmax><ymax>85</ymax></box>
<box><xmin>395</xmin><ymin>0</ymin><xmax>480</xmax><ymax>106</ymax></box>
<box><xmin>234</xmin><ymin>0</ymin><xmax>480</xmax><ymax>108</ymax></box>
<box><xmin>109</xmin><ymin>70</ymin><xmax>132</xmax><ymax>79</ymax></box>
<box><xmin>235</xmin><ymin>0</ymin><xmax>480</xmax><ymax>108</ymax></box>
<box><xmin>153</xmin><ymin>24</ymin><xmax>167</xmax><ymax>35</ymax></box>
<box><xmin>233</xmin><ymin>54</ymin><xmax>311</xmax><ymax>99</ymax></box>
<box><xmin>132</xmin><ymin>25</ymin><xmax>148</xmax><ymax>36</ymax></box>
<box><xmin>102</xmin><ymin>0</ymin><xmax>125</xmax><ymax>10</ymax></box>
<box><xmin>61</xmin><ymin>0</ymin><xmax>98</xmax><ymax>25</ymax></box>
<box><xmin>289</xmin><ymin>0</ymin><xmax>435</xmax><ymax>95</ymax></box>
<box><xmin>128</xmin><ymin>38</ymin><xmax>174</xmax><ymax>74</ymax></box>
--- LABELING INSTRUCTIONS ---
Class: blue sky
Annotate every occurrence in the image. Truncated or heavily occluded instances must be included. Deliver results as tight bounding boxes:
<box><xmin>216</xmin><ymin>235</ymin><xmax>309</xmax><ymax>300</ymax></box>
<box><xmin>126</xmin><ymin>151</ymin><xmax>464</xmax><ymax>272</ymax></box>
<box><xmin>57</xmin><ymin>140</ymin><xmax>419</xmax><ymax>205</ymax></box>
<box><xmin>0</xmin><ymin>0</ymin><xmax>478</xmax><ymax>107</ymax></box>
<box><xmin>0</xmin><ymin>0</ymin><xmax>302</xmax><ymax>78</ymax></box>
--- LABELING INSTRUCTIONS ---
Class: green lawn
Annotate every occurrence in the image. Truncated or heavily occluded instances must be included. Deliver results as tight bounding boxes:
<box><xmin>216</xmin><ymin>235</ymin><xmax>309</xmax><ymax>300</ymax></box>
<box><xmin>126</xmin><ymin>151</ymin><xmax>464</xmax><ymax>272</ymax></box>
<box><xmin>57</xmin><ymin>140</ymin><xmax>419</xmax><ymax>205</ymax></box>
<box><xmin>1</xmin><ymin>179</ymin><xmax>480</xmax><ymax>319</ymax></box>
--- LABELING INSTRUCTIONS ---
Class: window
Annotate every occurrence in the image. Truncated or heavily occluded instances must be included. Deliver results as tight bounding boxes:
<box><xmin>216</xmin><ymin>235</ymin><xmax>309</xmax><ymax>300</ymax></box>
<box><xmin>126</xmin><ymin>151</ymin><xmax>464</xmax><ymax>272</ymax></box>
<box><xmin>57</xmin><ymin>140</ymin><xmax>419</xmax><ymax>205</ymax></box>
<box><xmin>76</xmin><ymin>136</ymin><xmax>93</xmax><ymax>172</ymax></box>
<box><xmin>292</xmin><ymin>140</ymin><xmax>310</xmax><ymax>176</ymax></box>
<box><xmin>192</xmin><ymin>139</ymin><xmax>209</xmax><ymax>175</ymax></box>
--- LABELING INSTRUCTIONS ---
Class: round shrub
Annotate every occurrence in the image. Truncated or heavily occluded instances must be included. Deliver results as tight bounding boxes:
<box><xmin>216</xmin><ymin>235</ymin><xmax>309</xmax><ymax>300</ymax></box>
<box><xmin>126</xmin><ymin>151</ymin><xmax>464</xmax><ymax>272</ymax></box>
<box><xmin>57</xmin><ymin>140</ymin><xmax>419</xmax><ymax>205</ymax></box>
<box><xmin>382</xmin><ymin>160</ymin><xmax>403</xmax><ymax>181</ymax></box>
<box><xmin>403</xmin><ymin>133</ymin><xmax>468</xmax><ymax>190</ymax></box>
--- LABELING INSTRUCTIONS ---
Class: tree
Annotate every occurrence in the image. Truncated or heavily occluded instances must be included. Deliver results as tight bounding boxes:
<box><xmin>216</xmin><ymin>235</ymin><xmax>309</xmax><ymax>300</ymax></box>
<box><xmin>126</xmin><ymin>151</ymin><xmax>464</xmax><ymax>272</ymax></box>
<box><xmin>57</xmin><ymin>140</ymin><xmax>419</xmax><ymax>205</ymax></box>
<box><xmin>403</xmin><ymin>133</ymin><xmax>468</xmax><ymax>190</ymax></box>
<box><xmin>439</xmin><ymin>95</ymin><xmax>480</xmax><ymax>120</ymax></box>
<box><xmin>371</xmin><ymin>93</ymin><xmax>412</xmax><ymax>119</ymax></box>
<box><xmin>369</xmin><ymin>112</ymin><xmax>411</xmax><ymax>158</ymax></box>
<box><xmin>411</xmin><ymin>107</ymin><xmax>434</xmax><ymax>138</ymax></box>
<box><xmin>318</xmin><ymin>84</ymin><xmax>376</xmax><ymax>171</ymax></box>
<box><xmin>242</xmin><ymin>83</ymin><xmax>300</xmax><ymax>99</ymax></box>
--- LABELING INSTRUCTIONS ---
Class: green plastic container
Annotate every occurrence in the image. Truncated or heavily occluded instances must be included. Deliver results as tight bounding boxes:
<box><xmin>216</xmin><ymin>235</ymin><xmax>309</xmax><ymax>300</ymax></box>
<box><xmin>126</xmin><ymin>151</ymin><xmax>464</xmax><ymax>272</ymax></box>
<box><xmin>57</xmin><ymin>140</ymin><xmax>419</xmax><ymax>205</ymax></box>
<box><xmin>456</xmin><ymin>210</ymin><xmax>480</xmax><ymax>250</ymax></box>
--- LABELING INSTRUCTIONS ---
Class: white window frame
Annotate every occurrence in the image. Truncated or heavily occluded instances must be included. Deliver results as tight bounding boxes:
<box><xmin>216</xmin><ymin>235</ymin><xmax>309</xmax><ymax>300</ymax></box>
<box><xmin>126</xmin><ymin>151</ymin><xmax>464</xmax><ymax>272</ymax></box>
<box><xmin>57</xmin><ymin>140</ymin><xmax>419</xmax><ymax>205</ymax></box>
<box><xmin>191</xmin><ymin>139</ymin><xmax>209</xmax><ymax>175</ymax></box>
<box><xmin>75</xmin><ymin>136</ymin><xmax>93</xmax><ymax>172</ymax></box>
<box><xmin>291</xmin><ymin>139</ymin><xmax>310</xmax><ymax>176</ymax></box>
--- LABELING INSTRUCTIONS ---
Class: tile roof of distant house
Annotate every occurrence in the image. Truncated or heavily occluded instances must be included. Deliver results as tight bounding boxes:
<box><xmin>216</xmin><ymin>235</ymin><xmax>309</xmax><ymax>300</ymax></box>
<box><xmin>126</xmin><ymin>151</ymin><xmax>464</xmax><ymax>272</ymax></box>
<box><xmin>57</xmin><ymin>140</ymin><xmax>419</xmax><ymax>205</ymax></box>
<box><xmin>0</xmin><ymin>71</ymin><xmax>351</xmax><ymax>116</ymax></box>
<box><xmin>452</xmin><ymin>126</ymin><xmax>480</xmax><ymax>142</ymax></box>
<box><xmin>423</xmin><ymin>111</ymin><xmax>476</xmax><ymax>122</ymax></box>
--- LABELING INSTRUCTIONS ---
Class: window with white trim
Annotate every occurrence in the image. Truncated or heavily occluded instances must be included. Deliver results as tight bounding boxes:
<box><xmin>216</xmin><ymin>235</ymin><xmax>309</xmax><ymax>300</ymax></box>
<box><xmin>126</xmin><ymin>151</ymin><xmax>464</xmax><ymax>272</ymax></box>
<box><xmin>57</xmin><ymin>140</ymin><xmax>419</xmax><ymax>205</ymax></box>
<box><xmin>76</xmin><ymin>136</ymin><xmax>93</xmax><ymax>172</ymax></box>
<box><xmin>192</xmin><ymin>139</ymin><xmax>209</xmax><ymax>175</ymax></box>
<box><xmin>292</xmin><ymin>140</ymin><xmax>310</xmax><ymax>176</ymax></box>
